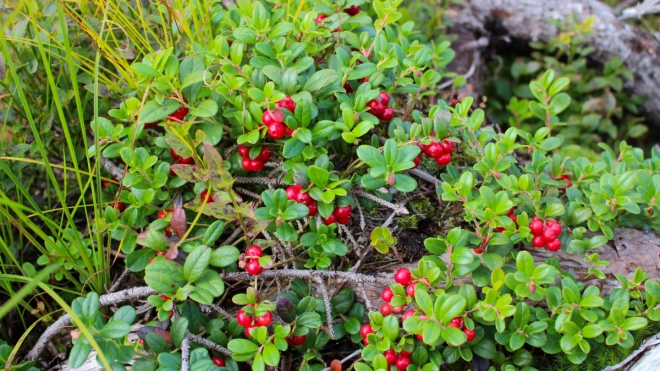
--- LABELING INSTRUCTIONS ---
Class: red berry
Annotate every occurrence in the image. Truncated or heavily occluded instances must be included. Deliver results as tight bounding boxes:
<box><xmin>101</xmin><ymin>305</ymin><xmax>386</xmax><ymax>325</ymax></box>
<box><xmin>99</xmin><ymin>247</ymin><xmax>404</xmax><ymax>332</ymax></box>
<box><xmin>379</xmin><ymin>92</ymin><xmax>390</xmax><ymax>105</ymax></box>
<box><xmin>425</xmin><ymin>142</ymin><xmax>444</xmax><ymax>158</ymax></box>
<box><xmin>283</xmin><ymin>125</ymin><xmax>294</xmax><ymax>137</ymax></box>
<box><xmin>381</xmin><ymin>287</ymin><xmax>394</xmax><ymax>302</ymax></box>
<box><xmin>212</xmin><ymin>356</ymin><xmax>226</xmax><ymax>367</ymax></box>
<box><xmin>464</xmin><ymin>328</ymin><xmax>476</xmax><ymax>342</ymax></box>
<box><xmin>406</xmin><ymin>284</ymin><xmax>416</xmax><ymax>297</ymax></box>
<box><xmin>529</xmin><ymin>220</ymin><xmax>544</xmax><ymax>235</ymax></box>
<box><xmin>168</xmin><ymin>93</ymin><xmax>189</xmax><ymax>122</ymax></box>
<box><xmin>366</xmin><ymin>100</ymin><xmax>385</xmax><ymax>116</ymax></box>
<box><xmin>343</xmin><ymin>81</ymin><xmax>354</xmax><ymax>93</ymax></box>
<box><xmin>246</xmin><ymin>260</ymin><xmax>263</xmax><ymax>276</ymax></box>
<box><xmin>178</xmin><ymin>156</ymin><xmax>193</xmax><ymax>164</ymax></box>
<box><xmin>241</xmin><ymin>157</ymin><xmax>255</xmax><ymax>172</ymax></box>
<box><xmin>160</xmin><ymin>295</ymin><xmax>170</xmax><ymax>301</ymax></box>
<box><xmin>315</xmin><ymin>14</ymin><xmax>328</xmax><ymax>24</ymax></box>
<box><xmin>400</xmin><ymin>349</ymin><xmax>411</xmax><ymax>357</ymax></box>
<box><xmin>380</xmin><ymin>303</ymin><xmax>393</xmax><ymax>316</ymax></box>
<box><xmin>333</xmin><ymin>205</ymin><xmax>352</xmax><ymax>220</ymax></box>
<box><xmin>250</xmin><ymin>159</ymin><xmax>265</xmax><ymax>172</ymax></box>
<box><xmin>546</xmin><ymin>238</ymin><xmax>561</xmax><ymax>251</ymax></box>
<box><xmin>392</xmin><ymin>306</ymin><xmax>404</xmax><ymax>314</ymax></box>
<box><xmin>561</xmin><ymin>174</ymin><xmax>572</xmax><ymax>188</ymax></box>
<box><xmin>360</xmin><ymin>324</ymin><xmax>374</xmax><ymax>338</ymax></box>
<box><xmin>532</xmin><ymin>235</ymin><xmax>545</xmax><ymax>248</ymax></box>
<box><xmin>360</xmin><ymin>77</ymin><xmax>369</xmax><ymax>83</ymax></box>
<box><xmin>200</xmin><ymin>190</ymin><xmax>212</xmax><ymax>203</ymax></box>
<box><xmin>246</xmin><ymin>245</ymin><xmax>263</xmax><ymax>259</ymax></box>
<box><xmin>507</xmin><ymin>208</ymin><xmax>516</xmax><ymax>218</ymax></box>
<box><xmin>495</xmin><ymin>227</ymin><xmax>505</xmax><ymax>233</ymax></box>
<box><xmin>297</xmin><ymin>191</ymin><xmax>311</xmax><ymax>205</ymax></box>
<box><xmin>102</xmin><ymin>179</ymin><xmax>111</xmax><ymax>189</ymax></box>
<box><xmin>112</xmin><ymin>201</ymin><xmax>126</xmax><ymax>212</ymax></box>
<box><xmin>262</xmin><ymin>109</ymin><xmax>284</xmax><ymax>126</ymax></box>
<box><xmin>236</xmin><ymin>310</ymin><xmax>253</xmax><ymax>327</ymax></box>
<box><xmin>257</xmin><ymin>147</ymin><xmax>272</xmax><ymax>162</ymax></box>
<box><xmin>288</xmin><ymin>335</ymin><xmax>306</xmax><ymax>346</ymax></box>
<box><xmin>448</xmin><ymin>317</ymin><xmax>464</xmax><ymax>329</ymax></box>
<box><xmin>245</xmin><ymin>325</ymin><xmax>257</xmax><ymax>338</ymax></box>
<box><xmin>267</xmin><ymin>122</ymin><xmax>285</xmax><ymax>140</ymax></box>
<box><xmin>384</xmin><ymin>350</ymin><xmax>397</xmax><ymax>365</ymax></box>
<box><xmin>256</xmin><ymin>311</ymin><xmax>273</xmax><ymax>327</ymax></box>
<box><xmin>394</xmin><ymin>268</ymin><xmax>411</xmax><ymax>285</ymax></box>
<box><xmin>381</xmin><ymin>107</ymin><xmax>394</xmax><ymax>121</ymax></box>
<box><xmin>413</xmin><ymin>154</ymin><xmax>422</xmax><ymax>168</ymax></box>
<box><xmin>344</xmin><ymin>5</ymin><xmax>361</xmax><ymax>16</ymax></box>
<box><xmin>337</xmin><ymin>215</ymin><xmax>351</xmax><ymax>225</ymax></box>
<box><xmin>416</xmin><ymin>334</ymin><xmax>423</xmax><ymax>341</ymax></box>
<box><xmin>158</xmin><ymin>209</ymin><xmax>171</xmax><ymax>219</ymax></box>
<box><xmin>238</xmin><ymin>144</ymin><xmax>251</xmax><ymax>158</ymax></box>
<box><xmin>547</xmin><ymin>220</ymin><xmax>563</xmax><ymax>236</ymax></box>
<box><xmin>402</xmin><ymin>310</ymin><xmax>415</xmax><ymax>322</ymax></box>
<box><xmin>286</xmin><ymin>185</ymin><xmax>302</xmax><ymax>201</ymax></box>
<box><xmin>164</xmin><ymin>225</ymin><xmax>172</xmax><ymax>237</ymax></box>
<box><xmin>444</xmin><ymin>140</ymin><xmax>456</xmax><ymax>152</ymax></box>
<box><xmin>474</xmin><ymin>248</ymin><xmax>483</xmax><ymax>254</ymax></box>
<box><xmin>307</xmin><ymin>200</ymin><xmax>318</xmax><ymax>217</ymax></box>
<box><xmin>542</xmin><ymin>228</ymin><xmax>557</xmax><ymax>243</ymax></box>
<box><xmin>170</xmin><ymin>148</ymin><xmax>182</xmax><ymax>161</ymax></box>
<box><xmin>321</xmin><ymin>214</ymin><xmax>337</xmax><ymax>225</ymax></box>
<box><xmin>276</xmin><ymin>97</ymin><xmax>296</xmax><ymax>112</ymax></box>
<box><xmin>435</xmin><ymin>153</ymin><xmax>452</xmax><ymax>166</ymax></box>
<box><xmin>148</xmin><ymin>257</ymin><xmax>155</xmax><ymax>264</ymax></box>
<box><xmin>395</xmin><ymin>356</ymin><xmax>411</xmax><ymax>371</ymax></box>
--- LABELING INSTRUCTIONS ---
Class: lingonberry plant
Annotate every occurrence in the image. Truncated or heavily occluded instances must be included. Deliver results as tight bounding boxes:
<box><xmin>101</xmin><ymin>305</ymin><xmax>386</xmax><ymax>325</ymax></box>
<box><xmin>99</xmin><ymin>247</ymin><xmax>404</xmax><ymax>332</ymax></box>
<box><xmin>48</xmin><ymin>0</ymin><xmax>660</xmax><ymax>370</ymax></box>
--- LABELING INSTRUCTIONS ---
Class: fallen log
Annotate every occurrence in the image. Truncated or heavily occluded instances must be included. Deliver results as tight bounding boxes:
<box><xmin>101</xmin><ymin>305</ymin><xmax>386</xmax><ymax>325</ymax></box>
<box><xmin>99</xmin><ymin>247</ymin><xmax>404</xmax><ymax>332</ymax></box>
<box><xmin>452</xmin><ymin>0</ymin><xmax>660</xmax><ymax>126</ymax></box>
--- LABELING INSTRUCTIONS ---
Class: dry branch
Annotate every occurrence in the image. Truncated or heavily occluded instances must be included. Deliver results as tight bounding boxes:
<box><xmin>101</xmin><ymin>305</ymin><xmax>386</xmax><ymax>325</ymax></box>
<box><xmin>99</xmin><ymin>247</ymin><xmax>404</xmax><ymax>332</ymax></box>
<box><xmin>455</xmin><ymin>0</ymin><xmax>660</xmax><ymax>125</ymax></box>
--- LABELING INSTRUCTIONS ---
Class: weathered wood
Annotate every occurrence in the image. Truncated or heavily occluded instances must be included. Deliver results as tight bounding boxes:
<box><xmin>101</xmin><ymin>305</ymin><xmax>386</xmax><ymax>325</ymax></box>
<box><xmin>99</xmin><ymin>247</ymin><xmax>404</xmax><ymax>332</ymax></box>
<box><xmin>453</xmin><ymin>0</ymin><xmax>660</xmax><ymax>126</ymax></box>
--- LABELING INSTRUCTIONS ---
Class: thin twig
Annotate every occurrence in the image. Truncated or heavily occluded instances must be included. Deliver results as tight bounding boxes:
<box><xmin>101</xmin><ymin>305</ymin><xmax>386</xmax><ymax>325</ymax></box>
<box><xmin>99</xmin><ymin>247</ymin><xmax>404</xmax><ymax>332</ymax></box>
<box><xmin>352</xmin><ymin>190</ymin><xmax>409</xmax><ymax>215</ymax></box>
<box><xmin>188</xmin><ymin>332</ymin><xmax>233</xmax><ymax>357</ymax></box>
<box><xmin>314</xmin><ymin>277</ymin><xmax>336</xmax><ymax>339</ymax></box>
<box><xmin>108</xmin><ymin>268</ymin><xmax>131</xmax><ymax>293</ymax></box>
<box><xmin>181</xmin><ymin>336</ymin><xmax>191</xmax><ymax>371</ymax></box>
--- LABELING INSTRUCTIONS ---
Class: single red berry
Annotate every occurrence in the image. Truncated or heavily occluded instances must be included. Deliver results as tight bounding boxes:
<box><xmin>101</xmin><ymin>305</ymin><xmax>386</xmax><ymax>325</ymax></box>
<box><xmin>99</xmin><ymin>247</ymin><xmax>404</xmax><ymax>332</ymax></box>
<box><xmin>448</xmin><ymin>317</ymin><xmax>464</xmax><ymax>329</ymax></box>
<box><xmin>250</xmin><ymin>159</ymin><xmax>265</xmax><ymax>172</ymax></box>
<box><xmin>307</xmin><ymin>200</ymin><xmax>318</xmax><ymax>217</ymax></box>
<box><xmin>394</xmin><ymin>268</ymin><xmax>412</xmax><ymax>285</ymax></box>
<box><xmin>241</xmin><ymin>157</ymin><xmax>255</xmax><ymax>172</ymax></box>
<box><xmin>532</xmin><ymin>235</ymin><xmax>545</xmax><ymax>248</ymax></box>
<box><xmin>276</xmin><ymin>97</ymin><xmax>296</xmax><ymax>112</ymax></box>
<box><xmin>343</xmin><ymin>81</ymin><xmax>354</xmax><ymax>93</ymax></box>
<box><xmin>425</xmin><ymin>142</ymin><xmax>444</xmax><ymax>158</ymax></box>
<box><xmin>256</xmin><ymin>147</ymin><xmax>272</xmax><ymax>162</ymax></box>
<box><xmin>392</xmin><ymin>306</ymin><xmax>404</xmax><ymax>314</ymax></box>
<box><xmin>464</xmin><ymin>328</ymin><xmax>476</xmax><ymax>342</ymax></box>
<box><xmin>366</xmin><ymin>100</ymin><xmax>385</xmax><ymax>116</ymax></box>
<box><xmin>321</xmin><ymin>214</ymin><xmax>337</xmax><ymax>225</ymax></box>
<box><xmin>384</xmin><ymin>350</ymin><xmax>397</xmax><ymax>365</ymax></box>
<box><xmin>474</xmin><ymin>248</ymin><xmax>483</xmax><ymax>254</ymax></box>
<box><xmin>395</xmin><ymin>356</ymin><xmax>411</xmax><ymax>371</ymax></box>
<box><xmin>360</xmin><ymin>324</ymin><xmax>374</xmax><ymax>338</ymax></box>
<box><xmin>495</xmin><ymin>227</ymin><xmax>505</xmax><ymax>233</ymax></box>
<box><xmin>286</xmin><ymin>185</ymin><xmax>303</xmax><ymax>201</ymax></box>
<box><xmin>363</xmin><ymin>337</ymin><xmax>370</xmax><ymax>346</ymax></box>
<box><xmin>160</xmin><ymin>295</ymin><xmax>170</xmax><ymax>301</ymax></box>
<box><xmin>337</xmin><ymin>215</ymin><xmax>351</xmax><ymax>225</ymax></box>
<box><xmin>381</xmin><ymin>107</ymin><xmax>394</xmax><ymax>121</ymax></box>
<box><xmin>416</xmin><ymin>334</ymin><xmax>423</xmax><ymax>341</ymax></box>
<box><xmin>200</xmin><ymin>190</ymin><xmax>212</xmax><ymax>203</ymax></box>
<box><xmin>178</xmin><ymin>156</ymin><xmax>193</xmax><ymax>164</ymax></box>
<box><xmin>315</xmin><ymin>14</ymin><xmax>328</xmax><ymax>24</ymax></box>
<box><xmin>546</xmin><ymin>238</ymin><xmax>561</xmax><ymax>251</ymax></box>
<box><xmin>238</xmin><ymin>144</ymin><xmax>251</xmax><ymax>158</ymax></box>
<box><xmin>246</xmin><ymin>245</ymin><xmax>263</xmax><ymax>259</ymax></box>
<box><xmin>158</xmin><ymin>209</ymin><xmax>171</xmax><ymax>219</ymax></box>
<box><xmin>344</xmin><ymin>5</ymin><xmax>361</xmax><ymax>16</ymax></box>
<box><xmin>542</xmin><ymin>228</ymin><xmax>557</xmax><ymax>243</ymax></box>
<box><xmin>262</xmin><ymin>109</ymin><xmax>284</xmax><ymax>126</ymax></box>
<box><xmin>435</xmin><ymin>153</ymin><xmax>452</xmax><ymax>166</ymax></box>
<box><xmin>246</xmin><ymin>260</ymin><xmax>263</xmax><ymax>276</ymax></box>
<box><xmin>212</xmin><ymin>356</ymin><xmax>226</xmax><ymax>367</ymax></box>
<box><xmin>507</xmin><ymin>208</ymin><xmax>516</xmax><ymax>218</ymax></box>
<box><xmin>402</xmin><ymin>310</ymin><xmax>415</xmax><ymax>322</ymax></box>
<box><xmin>288</xmin><ymin>335</ymin><xmax>306</xmax><ymax>346</ymax></box>
<box><xmin>168</xmin><ymin>93</ymin><xmax>189</xmax><ymax>122</ymax></box>
<box><xmin>333</xmin><ymin>205</ymin><xmax>352</xmax><ymax>220</ymax></box>
<box><xmin>381</xmin><ymin>287</ymin><xmax>394</xmax><ymax>302</ymax></box>
<box><xmin>164</xmin><ymin>225</ymin><xmax>172</xmax><ymax>237</ymax></box>
<box><xmin>400</xmin><ymin>349</ymin><xmax>412</xmax><ymax>357</ymax></box>
<box><xmin>413</xmin><ymin>154</ymin><xmax>422</xmax><ymax>168</ymax></box>
<box><xmin>360</xmin><ymin>77</ymin><xmax>369</xmax><ymax>83</ymax></box>
<box><xmin>561</xmin><ymin>174</ymin><xmax>572</xmax><ymax>188</ymax></box>
<box><xmin>170</xmin><ymin>148</ymin><xmax>182</xmax><ymax>161</ymax></box>
<box><xmin>102</xmin><ymin>179</ymin><xmax>111</xmax><ymax>189</ymax></box>
<box><xmin>297</xmin><ymin>191</ymin><xmax>311</xmax><ymax>205</ymax></box>
<box><xmin>380</xmin><ymin>303</ymin><xmax>393</xmax><ymax>316</ymax></box>
<box><xmin>256</xmin><ymin>311</ymin><xmax>273</xmax><ymax>327</ymax></box>
<box><xmin>379</xmin><ymin>92</ymin><xmax>390</xmax><ymax>105</ymax></box>
<box><xmin>236</xmin><ymin>310</ymin><xmax>253</xmax><ymax>327</ymax></box>
<box><xmin>245</xmin><ymin>325</ymin><xmax>257</xmax><ymax>338</ymax></box>
<box><xmin>445</xmin><ymin>140</ymin><xmax>457</xmax><ymax>152</ymax></box>
<box><xmin>112</xmin><ymin>201</ymin><xmax>126</xmax><ymax>212</ymax></box>
<box><xmin>547</xmin><ymin>220</ymin><xmax>563</xmax><ymax>236</ymax></box>
<box><xmin>148</xmin><ymin>257</ymin><xmax>155</xmax><ymax>264</ymax></box>
<box><xmin>406</xmin><ymin>284</ymin><xmax>416</xmax><ymax>297</ymax></box>
<box><xmin>267</xmin><ymin>122</ymin><xmax>285</xmax><ymax>140</ymax></box>
<box><xmin>168</xmin><ymin>310</ymin><xmax>174</xmax><ymax>320</ymax></box>
<box><xmin>529</xmin><ymin>220</ymin><xmax>544</xmax><ymax>235</ymax></box>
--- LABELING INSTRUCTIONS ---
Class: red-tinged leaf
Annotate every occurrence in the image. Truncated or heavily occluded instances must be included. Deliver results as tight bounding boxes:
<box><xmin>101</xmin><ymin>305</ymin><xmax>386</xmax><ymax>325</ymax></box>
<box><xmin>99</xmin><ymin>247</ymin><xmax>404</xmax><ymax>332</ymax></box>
<box><xmin>203</xmin><ymin>143</ymin><xmax>233</xmax><ymax>190</ymax></box>
<box><xmin>136</xmin><ymin>230</ymin><xmax>149</xmax><ymax>246</ymax></box>
<box><xmin>185</xmin><ymin>199</ymin><xmax>238</xmax><ymax>221</ymax></box>
<box><xmin>171</xmin><ymin>196</ymin><xmax>187</xmax><ymax>238</ymax></box>
<box><xmin>330</xmin><ymin>360</ymin><xmax>342</xmax><ymax>371</ymax></box>
<box><xmin>165</xmin><ymin>244</ymin><xmax>179</xmax><ymax>261</ymax></box>
<box><xmin>154</xmin><ymin>328</ymin><xmax>172</xmax><ymax>343</ymax></box>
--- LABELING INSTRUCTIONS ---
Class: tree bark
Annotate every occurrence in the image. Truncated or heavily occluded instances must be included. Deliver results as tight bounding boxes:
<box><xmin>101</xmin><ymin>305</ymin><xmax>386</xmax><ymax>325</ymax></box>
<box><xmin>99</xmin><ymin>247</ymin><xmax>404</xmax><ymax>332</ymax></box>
<box><xmin>453</xmin><ymin>0</ymin><xmax>660</xmax><ymax>126</ymax></box>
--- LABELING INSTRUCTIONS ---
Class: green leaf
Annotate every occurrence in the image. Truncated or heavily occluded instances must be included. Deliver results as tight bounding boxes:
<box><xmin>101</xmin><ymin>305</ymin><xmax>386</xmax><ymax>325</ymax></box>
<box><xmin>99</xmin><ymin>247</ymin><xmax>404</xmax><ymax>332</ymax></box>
<box><xmin>171</xmin><ymin>317</ymin><xmax>189</xmax><ymax>347</ymax></box>
<box><xmin>139</xmin><ymin>99</ymin><xmax>180</xmax><ymax>124</ymax></box>
<box><xmin>308</xmin><ymin>166</ymin><xmax>330</xmax><ymax>188</ymax></box>
<box><xmin>441</xmin><ymin>327</ymin><xmax>467</xmax><ymax>346</ymax></box>
<box><xmin>184</xmin><ymin>245</ymin><xmax>212</xmax><ymax>283</ymax></box>
<box><xmin>357</xmin><ymin>146</ymin><xmax>386</xmax><ymax>168</ymax></box>
<box><xmin>69</xmin><ymin>342</ymin><xmax>91</xmax><ymax>369</ymax></box>
<box><xmin>382</xmin><ymin>315</ymin><xmax>400</xmax><ymax>341</ymax></box>
<box><xmin>210</xmin><ymin>245</ymin><xmax>240</xmax><ymax>267</ymax></box>
<box><xmin>190</xmin><ymin>100</ymin><xmax>218</xmax><ymax>118</ymax></box>
<box><xmin>621</xmin><ymin>317</ymin><xmax>647</xmax><ymax>331</ymax></box>
<box><xmin>439</xmin><ymin>296</ymin><xmax>466</xmax><ymax>325</ymax></box>
<box><xmin>283</xmin><ymin>138</ymin><xmax>305</xmax><ymax>158</ymax></box>
<box><xmin>228</xmin><ymin>339</ymin><xmax>259</xmax><ymax>360</ymax></box>
<box><xmin>99</xmin><ymin>321</ymin><xmax>130</xmax><ymax>339</ymax></box>
<box><xmin>304</xmin><ymin>69</ymin><xmax>340</xmax><ymax>92</ymax></box>
<box><xmin>263</xmin><ymin>343</ymin><xmax>280</xmax><ymax>366</ymax></box>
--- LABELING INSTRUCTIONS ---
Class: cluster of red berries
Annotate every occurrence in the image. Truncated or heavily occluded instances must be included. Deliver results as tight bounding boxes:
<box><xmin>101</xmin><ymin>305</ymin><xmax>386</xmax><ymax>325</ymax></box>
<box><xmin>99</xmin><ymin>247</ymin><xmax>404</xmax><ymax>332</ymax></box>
<box><xmin>321</xmin><ymin>205</ymin><xmax>352</xmax><ymax>225</ymax></box>
<box><xmin>236</xmin><ymin>304</ymin><xmax>273</xmax><ymax>338</ymax></box>
<box><xmin>286</xmin><ymin>185</ymin><xmax>318</xmax><ymax>217</ymax></box>
<box><xmin>384</xmin><ymin>349</ymin><xmax>412</xmax><ymax>371</ymax></box>
<box><xmin>169</xmin><ymin>148</ymin><xmax>192</xmax><ymax>176</ymax></box>
<box><xmin>447</xmin><ymin>317</ymin><xmax>476</xmax><ymax>342</ymax></box>
<box><xmin>158</xmin><ymin>208</ymin><xmax>173</xmax><ymax>237</ymax></box>
<box><xmin>379</xmin><ymin>268</ymin><xmax>416</xmax><ymax>315</ymax></box>
<box><xmin>211</xmin><ymin>356</ymin><xmax>225</xmax><ymax>367</ymax></box>
<box><xmin>529</xmin><ymin>217</ymin><xmax>563</xmax><ymax>251</ymax></box>
<box><xmin>238</xmin><ymin>144</ymin><xmax>272</xmax><ymax>172</ymax></box>
<box><xmin>419</xmin><ymin>137</ymin><xmax>456</xmax><ymax>167</ymax></box>
<box><xmin>263</xmin><ymin>97</ymin><xmax>296</xmax><ymax>141</ymax></box>
<box><xmin>367</xmin><ymin>92</ymin><xmax>394</xmax><ymax>121</ymax></box>
<box><xmin>244</xmin><ymin>245</ymin><xmax>264</xmax><ymax>276</ymax></box>
<box><xmin>145</xmin><ymin>93</ymin><xmax>188</xmax><ymax>128</ymax></box>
